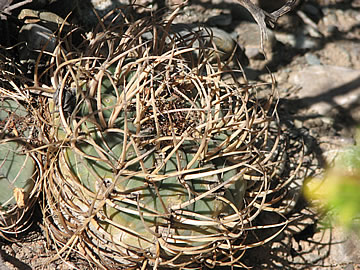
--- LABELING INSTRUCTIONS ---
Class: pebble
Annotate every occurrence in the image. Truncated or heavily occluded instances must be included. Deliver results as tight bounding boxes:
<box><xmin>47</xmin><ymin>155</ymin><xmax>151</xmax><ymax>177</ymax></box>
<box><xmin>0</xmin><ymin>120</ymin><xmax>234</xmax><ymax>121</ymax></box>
<box><xmin>320</xmin><ymin>116</ymin><xmax>334</xmax><ymax>125</ymax></box>
<box><xmin>294</xmin><ymin>119</ymin><xmax>303</xmax><ymax>129</ymax></box>
<box><xmin>275</xmin><ymin>30</ymin><xmax>321</xmax><ymax>50</ymax></box>
<box><xmin>326</xmin><ymin>25</ymin><xmax>339</xmax><ymax>35</ymax></box>
<box><xmin>304</xmin><ymin>52</ymin><xmax>321</xmax><ymax>66</ymax></box>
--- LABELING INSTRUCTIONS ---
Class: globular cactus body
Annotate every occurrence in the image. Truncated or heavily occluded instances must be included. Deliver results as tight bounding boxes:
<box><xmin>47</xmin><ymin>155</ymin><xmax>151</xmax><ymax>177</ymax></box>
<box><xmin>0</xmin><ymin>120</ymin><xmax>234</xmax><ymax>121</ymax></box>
<box><xmin>0</xmin><ymin>98</ymin><xmax>41</xmax><ymax>237</ymax></box>
<box><xmin>44</xmin><ymin>14</ymin><xmax>283</xmax><ymax>269</ymax></box>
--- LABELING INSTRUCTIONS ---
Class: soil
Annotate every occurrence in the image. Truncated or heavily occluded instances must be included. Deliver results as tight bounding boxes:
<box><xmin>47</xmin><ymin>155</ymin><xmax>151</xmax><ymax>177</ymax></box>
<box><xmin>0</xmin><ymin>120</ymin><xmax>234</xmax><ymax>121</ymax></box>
<box><xmin>1</xmin><ymin>0</ymin><xmax>360</xmax><ymax>269</ymax></box>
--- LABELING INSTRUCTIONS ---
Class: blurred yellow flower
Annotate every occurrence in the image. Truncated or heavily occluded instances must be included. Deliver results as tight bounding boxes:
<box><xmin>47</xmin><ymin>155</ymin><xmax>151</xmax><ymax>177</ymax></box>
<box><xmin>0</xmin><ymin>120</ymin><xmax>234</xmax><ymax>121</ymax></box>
<box><xmin>304</xmin><ymin>140</ymin><xmax>360</xmax><ymax>231</ymax></box>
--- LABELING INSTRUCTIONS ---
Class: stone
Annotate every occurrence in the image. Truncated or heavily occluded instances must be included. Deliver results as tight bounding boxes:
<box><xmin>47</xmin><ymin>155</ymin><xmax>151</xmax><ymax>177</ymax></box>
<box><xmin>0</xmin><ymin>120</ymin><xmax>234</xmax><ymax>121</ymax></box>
<box><xmin>304</xmin><ymin>52</ymin><xmax>321</xmax><ymax>66</ymax></box>
<box><xmin>18</xmin><ymin>9</ymin><xmax>70</xmax><ymax>32</ymax></box>
<box><xmin>75</xmin><ymin>0</ymin><xmax>129</xmax><ymax>27</ymax></box>
<box><xmin>18</xmin><ymin>23</ymin><xmax>57</xmax><ymax>63</ymax></box>
<box><xmin>206</xmin><ymin>12</ymin><xmax>232</xmax><ymax>27</ymax></box>
<box><xmin>303</xmin><ymin>3</ymin><xmax>323</xmax><ymax>21</ymax></box>
<box><xmin>275</xmin><ymin>30</ymin><xmax>321</xmax><ymax>50</ymax></box>
<box><xmin>234</xmin><ymin>21</ymin><xmax>276</xmax><ymax>59</ymax></box>
<box><xmin>289</xmin><ymin>65</ymin><xmax>360</xmax><ymax>118</ymax></box>
<box><xmin>320</xmin><ymin>135</ymin><xmax>355</xmax><ymax>165</ymax></box>
<box><xmin>202</xmin><ymin>26</ymin><xmax>236</xmax><ymax>57</ymax></box>
<box><xmin>321</xmin><ymin>42</ymin><xmax>360</xmax><ymax>69</ymax></box>
<box><xmin>352</xmin><ymin>0</ymin><xmax>360</xmax><ymax>8</ymax></box>
<box><xmin>324</xmin><ymin>227</ymin><xmax>360</xmax><ymax>266</ymax></box>
<box><xmin>0</xmin><ymin>252</ymin><xmax>9</xmax><ymax>270</ymax></box>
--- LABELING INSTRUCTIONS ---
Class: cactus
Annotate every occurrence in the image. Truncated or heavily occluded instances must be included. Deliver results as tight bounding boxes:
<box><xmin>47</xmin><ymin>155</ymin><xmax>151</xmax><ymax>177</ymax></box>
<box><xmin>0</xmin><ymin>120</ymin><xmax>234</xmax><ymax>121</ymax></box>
<box><xmin>43</xmin><ymin>13</ymin><xmax>291</xmax><ymax>269</ymax></box>
<box><xmin>0</xmin><ymin>98</ymin><xmax>41</xmax><ymax>238</ymax></box>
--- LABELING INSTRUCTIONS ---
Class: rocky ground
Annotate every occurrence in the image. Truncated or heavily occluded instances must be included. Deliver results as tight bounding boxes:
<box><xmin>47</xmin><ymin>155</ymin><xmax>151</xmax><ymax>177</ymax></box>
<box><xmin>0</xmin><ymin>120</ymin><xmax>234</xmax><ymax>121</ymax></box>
<box><xmin>1</xmin><ymin>0</ymin><xmax>360</xmax><ymax>269</ymax></box>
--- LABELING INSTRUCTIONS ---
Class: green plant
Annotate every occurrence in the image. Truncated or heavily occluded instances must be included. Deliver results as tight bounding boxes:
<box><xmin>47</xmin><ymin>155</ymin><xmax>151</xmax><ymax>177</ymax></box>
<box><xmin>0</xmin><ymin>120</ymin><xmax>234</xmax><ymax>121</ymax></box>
<box><xmin>0</xmin><ymin>1</ymin><xmax>302</xmax><ymax>267</ymax></box>
<box><xmin>305</xmin><ymin>131</ymin><xmax>360</xmax><ymax>232</ymax></box>
<box><xmin>0</xmin><ymin>98</ymin><xmax>42</xmax><ymax>238</ymax></box>
<box><xmin>33</xmin><ymin>7</ymin><xmax>301</xmax><ymax>269</ymax></box>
